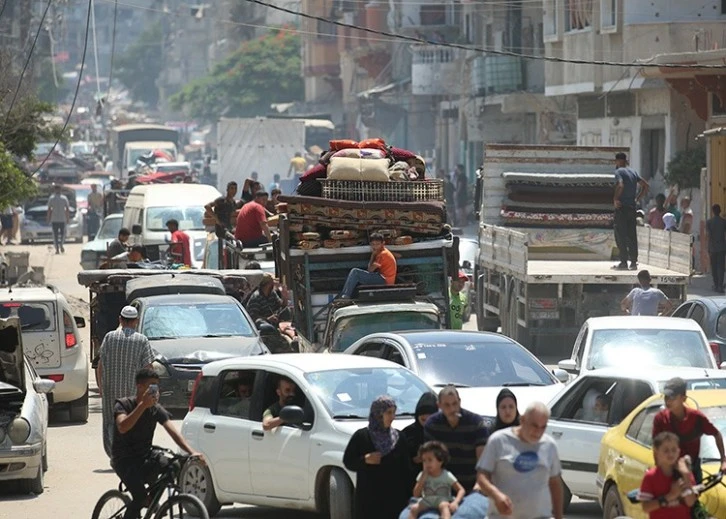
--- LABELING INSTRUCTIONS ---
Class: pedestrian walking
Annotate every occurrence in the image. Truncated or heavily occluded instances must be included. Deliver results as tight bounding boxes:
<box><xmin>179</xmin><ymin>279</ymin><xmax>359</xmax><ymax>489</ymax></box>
<box><xmin>87</xmin><ymin>183</ymin><xmax>104</xmax><ymax>240</ymax></box>
<box><xmin>46</xmin><ymin>183</ymin><xmax>70</xmax><ymax>254</ymax></box>
<box><xmin>620</xmin><ymin>270</ymin><xmax>673</xmax><ymax>316</ymax></box>
<box><xmin>476</xmin><ymin>401</ymin><xmax>564</xmax><ymax>519</ymax></box>
<box><xmin>706</xmin><ymin>204</ymin><xmax>726</xmax><ymax>293</ymax></box>
<box><xmin>613</xmin><ymin>152</ymin><xmax>649</xmax><ymax>270</ymax></box>
<box><xmin>343</xmin><ymin>395</ymin><xmax>411</xmax><ymax>519</ymax></box>
<box><xmin>96</xmin><ymin>306</ymin><xmax>155</xmax><ymax>458</ymax></box>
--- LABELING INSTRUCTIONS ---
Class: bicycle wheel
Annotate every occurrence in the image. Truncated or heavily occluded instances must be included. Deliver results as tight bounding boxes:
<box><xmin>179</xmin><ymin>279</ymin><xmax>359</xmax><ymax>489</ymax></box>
<box><xmin>91</xmin><ymin>489</ymin><xmax>131</xmax><ymax>519</ymax></box>
<box><xmin>154</xmin><ymin>493</ymin><xmax>209</xmax><ymax>519</ymax></box>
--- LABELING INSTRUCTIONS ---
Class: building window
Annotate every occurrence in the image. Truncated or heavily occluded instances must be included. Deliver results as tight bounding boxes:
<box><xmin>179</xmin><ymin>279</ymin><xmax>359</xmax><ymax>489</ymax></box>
<box><xmin>713</xmin><ymin>94</ymin><xmax>726</xmax><ymax>116</ymax></box>
<box><xmin>578</xmin><ymin>96</ymin><xmax>605</xmax><ymax>119</ymax></box>
<box><xmin>316</xmin><ymin>19</ymin><xmax>337</xmax><ymax>40</ymax></box>
<box><xmin>601</xmin><ymin>0</ymin><xmax>617</xmax><ymax>30</ymax></box>
<box><xmin>565</xmin><ymin>0</ymin><xmax>592</xmax><ymax>32</ymax></box>
<box><xmin>543</xmin><ymin>0</ymin><xmax>558</xmax><ymax>40</ymax></box>
<box><xmin>421</xmin><ymin>5</ymin><xmax>446</xmax><ymax>25</ymax></box>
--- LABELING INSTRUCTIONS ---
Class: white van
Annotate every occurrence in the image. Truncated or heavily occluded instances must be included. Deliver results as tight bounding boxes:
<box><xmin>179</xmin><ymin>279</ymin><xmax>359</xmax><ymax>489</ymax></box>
<box><xmin>121</xmin><ymin>184</ymin><xmax>221</xmax><ymax>268</ymax></box>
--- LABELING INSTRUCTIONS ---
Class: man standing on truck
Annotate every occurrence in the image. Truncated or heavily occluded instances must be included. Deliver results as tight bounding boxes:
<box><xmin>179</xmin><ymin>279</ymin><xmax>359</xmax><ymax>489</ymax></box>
<box><xmin>620</xmin><ymin>270</ymin><xmax>673</xmax><ymax>316</ymax></box>
<box><xmin>165</xmin><ymin>219</ymin><xmax>192</xmax><ymax>267</ymax></box>
<box><xmin>97</xmin><ymin>306</ymin><xmax>155</xmax><ymax>459</ymax></box>
<box><xmin>234</xmin><ymin>191</ymin><xmax>272</xmax><ymax>247</ymax></box>
<box><xmin>706</xmin><ymin>204</ymin><xmax>726</xmax><ymax>293</ymax></box>
<box><xmin>287</xmin><ymin>152</ymin><xmax>307</xmax><ymax>179</ymax></box>
<box><xmin>46</xmin><ymin>183</ymin><xmax>71</xmax><ymax>254</ymax></box>
<box><xmin>338</xmin><ymin>232</ymin><xmax>397</xmax><ymax>298</ymax></box>
<box><xmin>613</xmin><ymin>152</ymin><xmax>649</xmax><ymax>270</ymax></box>
<box><xmin>206</xmin><ymin>181</ymin><xmax>238</xmax><ymax>268</ymax></box>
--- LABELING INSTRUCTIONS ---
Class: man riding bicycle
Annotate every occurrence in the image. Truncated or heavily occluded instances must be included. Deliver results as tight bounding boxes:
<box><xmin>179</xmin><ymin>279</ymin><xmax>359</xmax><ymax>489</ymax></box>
<box><xmin>112</xmin><ymin>368</ymin><xmax>203</xmax><ymax>519</ymax></box>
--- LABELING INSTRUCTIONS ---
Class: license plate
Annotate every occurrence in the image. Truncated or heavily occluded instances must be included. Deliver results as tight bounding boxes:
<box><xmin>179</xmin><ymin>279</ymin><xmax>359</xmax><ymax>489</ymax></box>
<box><xmin>530</xmin><ymin>311</ymin><xmax>559</xmax><ymax>320</ymax></box>
<box><xmin>187</xmin><ymin>380</ymin><xmax>195</xmax><ymax>392</ymax></box>
<box><xmin>529</xmin><ymin>298</ymin><xmax>558</xmax><ymax>310</ymax></box>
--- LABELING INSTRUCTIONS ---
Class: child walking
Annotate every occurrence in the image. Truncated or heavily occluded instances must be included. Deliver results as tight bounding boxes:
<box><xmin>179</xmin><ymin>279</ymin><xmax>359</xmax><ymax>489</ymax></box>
<box><xmin>408</xmin><ymin>441</ymin><xmax>465</xmax><ymax>519</ymax></box>
<box><xmin>638</xmin><ymin>431</ymin><xmax>697</xmax><ymax>518</ymax></box>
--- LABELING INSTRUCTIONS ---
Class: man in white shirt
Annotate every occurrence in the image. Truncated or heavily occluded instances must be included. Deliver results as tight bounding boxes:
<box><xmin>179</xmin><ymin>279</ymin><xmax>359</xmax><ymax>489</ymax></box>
<box><xmin>620</xmin><ymin>269</ymin><xmax>674</xmax><ymax>316</ymax></box>
<box><xmin>46</xmin><ymin>184</ymin><xmax>70</xmax><ymax>254</ymax></box>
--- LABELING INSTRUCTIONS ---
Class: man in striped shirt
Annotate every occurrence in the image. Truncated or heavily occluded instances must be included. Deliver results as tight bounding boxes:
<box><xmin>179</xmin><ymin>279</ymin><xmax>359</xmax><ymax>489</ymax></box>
<box><xmin>97</xmin><ymin>306</ymin><xmax>155</xmax><ymax>459</ymax></box>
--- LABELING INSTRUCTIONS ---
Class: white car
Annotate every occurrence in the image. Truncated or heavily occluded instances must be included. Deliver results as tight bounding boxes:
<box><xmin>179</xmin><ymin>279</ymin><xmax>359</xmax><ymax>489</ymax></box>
<box><xmin>546</xmin><ymin>366</ymin><xmax>726</xmax><ymax>509</ymax></box>
<box><xmin>0</xmin><ymin>285</ymin><xmax>88</xmax><ymax>422</ymax></box>
<box><xmin>80</xmin><ymin>213</ymin><xmax>123</xmax><ymax>270</ymax></box>
<box><xmin>179</xmin><ymin>354</ymin><xmax>431</xmax><ymax>517</ymax></box>
<box><xmin>344</xmin><ymin>330</ymin><xmax>568</xmax><ymax>420</ymax></box>
<box><xmin>558</xmin><ymin>316</ymin><xmax>719</xmax><ymax>377</ymax></box>
<box><xmin>0</xmin><ymin>317</ymin><xmax>55</xmax><ymax>494</ymax></box>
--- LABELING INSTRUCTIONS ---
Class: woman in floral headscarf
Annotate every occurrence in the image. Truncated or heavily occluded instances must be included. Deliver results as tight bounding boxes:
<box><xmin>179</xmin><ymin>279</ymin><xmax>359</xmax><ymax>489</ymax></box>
<box><xmin>343</xmin><ymin>395</ymin><xmax>412</xmax><ymax>518</ymax></box>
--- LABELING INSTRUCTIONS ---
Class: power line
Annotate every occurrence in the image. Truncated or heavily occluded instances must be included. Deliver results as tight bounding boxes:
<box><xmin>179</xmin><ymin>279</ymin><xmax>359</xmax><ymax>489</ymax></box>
<box><xmin>31</xmin><ymin>0</ymin><xmax>93</xmax><ymax>177</ymax></box>
<box><xmin>3</xmin><ymin>0</ymin><xmax>53</xmax><ymax>127</ymax></box>
<box><xmin>245</xmin><ymin>0</ymin><xmax>726</xmax><ymax>70</ymax></box>
<box><xmin>107</xmin><ymin>0</ymin><xmax>118</xmax><ymax>97</ymax></box>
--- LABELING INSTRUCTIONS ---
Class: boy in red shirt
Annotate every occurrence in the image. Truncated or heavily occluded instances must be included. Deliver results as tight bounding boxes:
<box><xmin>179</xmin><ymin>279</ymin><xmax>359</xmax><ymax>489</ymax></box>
<box><xmin>639</xmin><ymin>431</ymin><xmax>697</xmax><ymax>518</ymax></box>
<box><xmin>165</xmin><ymin>218</ymin><xmax>192</xmax><ymax>267</ymax></box>
<box><xmin>338</xmin><ymin>232</ymin><xmax>397</xmax><ymax>298</ymax></box>
<box><xmin>234</xmin><ymin>191</ymin><xmax>271</xmax><ymax>247</ymax></box>
<box><xmin>652</xmin><ymin>377</ymin><xmax>726</xmax><ymax>482</ymax></box>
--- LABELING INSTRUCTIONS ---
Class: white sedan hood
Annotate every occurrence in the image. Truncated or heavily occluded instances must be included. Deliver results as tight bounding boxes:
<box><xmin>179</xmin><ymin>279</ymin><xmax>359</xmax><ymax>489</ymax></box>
<box><xmin>458</xmin><ymin>385</ymin><xmax>564</xmax><ymax>419</ymax></box>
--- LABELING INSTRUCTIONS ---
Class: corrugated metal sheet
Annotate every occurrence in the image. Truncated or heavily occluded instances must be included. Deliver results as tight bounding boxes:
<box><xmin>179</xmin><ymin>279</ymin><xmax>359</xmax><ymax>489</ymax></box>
<box><xmin>217</xmin><ymin>118</ymin><xmax>306</xmax><ymax>190</ymax></box>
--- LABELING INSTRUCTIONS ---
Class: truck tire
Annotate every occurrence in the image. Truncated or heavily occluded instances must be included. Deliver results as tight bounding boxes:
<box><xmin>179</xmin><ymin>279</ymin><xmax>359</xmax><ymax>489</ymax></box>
<box><xmin>69</xmin><ymin>388</ymin><xmax>89</xmax><ymax>423</ymax></box>
<box><xmin>328</xmin><ymin>468</ymin><xmax>354</xmax><ymax>519</ymax></box>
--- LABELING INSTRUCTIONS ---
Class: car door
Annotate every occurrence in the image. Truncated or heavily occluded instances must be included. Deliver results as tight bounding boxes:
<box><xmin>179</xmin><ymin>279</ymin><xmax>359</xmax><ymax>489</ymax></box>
<box><xmin>248</xmin><ymin>369</ymin><xmax>312</xmax><ymax>500</ymax></box>
<box><xmin>195</xmin><ymin>369</ymin><xmax>255</xmax><ymax>496</ymax></box>
<box><xmin>547</xmin><ymin>376</ymin><xmax>620</xmax><ymax>497</ymax></box>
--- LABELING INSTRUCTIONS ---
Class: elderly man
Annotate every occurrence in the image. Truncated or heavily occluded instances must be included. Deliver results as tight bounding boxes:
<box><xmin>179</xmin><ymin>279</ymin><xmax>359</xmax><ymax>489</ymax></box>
<box><xmin>477</xmin><ymin>402</ymin><xmax>563</xmax><ymax>519</ymax></box>
<box><xmin>96</xmin><ymin>306</ymin><xmax>155</xmax><ymax>459</ymax></box>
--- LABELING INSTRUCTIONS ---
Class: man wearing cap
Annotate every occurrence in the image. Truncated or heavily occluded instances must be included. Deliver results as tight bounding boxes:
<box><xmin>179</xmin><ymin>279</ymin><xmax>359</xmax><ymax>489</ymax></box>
<box><xmin>620</xmin><ymin>269</ymin><xmax>673</xmax><ymax>316</ymax></box>
<box><xmin>613</xmin><ymin>152</ymin><xmax>649</xmax><ymax>270</ymax></box>
<box><xmin>653</xmin><ymin>377</ymin><xmax>726</xmax><ymax>483</ymax></box>
<box><xmin>450</xmin><ymin>272</ymin><xmax>469</xmax><ymax>330</ymax></box>
<box><xmin>97</xmin><ymin>305</ymin><xmax>155</xmax><ymax>459</ymax></box>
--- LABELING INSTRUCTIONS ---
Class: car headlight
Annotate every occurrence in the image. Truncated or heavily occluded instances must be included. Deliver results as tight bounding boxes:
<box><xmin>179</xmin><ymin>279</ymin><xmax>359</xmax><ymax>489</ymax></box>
<box><xmin>152</xmin><ymin>360</ymin><xmax>169</xmax><ymax>377</ymax></box>
<box><xmin>8</xmin><ymin>417</ymin><xmax>30</xmax><ymax>444</ymax></box>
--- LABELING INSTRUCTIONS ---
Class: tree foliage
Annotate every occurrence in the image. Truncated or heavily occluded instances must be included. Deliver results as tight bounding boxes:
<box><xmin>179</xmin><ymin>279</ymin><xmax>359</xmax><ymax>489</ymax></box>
<box><xmin>666</xmin><ymin>146</ymin><xmax>706</xmax><ymax>190</ymax></box>
<box><xmin>115</xmin><ymin>24</ymin><xmax>163</xmax><ymax>108</ymax></box>
<box><xmin>170</xmin><ymin>30</ymin><xmax>304</xmax><ymax>122</ymax></box>
<box><xmin>0</xmin><ymin>142</ymin><xmax>37</xmax><ymax>208</ymax></box>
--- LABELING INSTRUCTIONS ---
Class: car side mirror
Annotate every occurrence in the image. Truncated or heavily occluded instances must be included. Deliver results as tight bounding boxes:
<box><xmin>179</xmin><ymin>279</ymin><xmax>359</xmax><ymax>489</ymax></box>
<box><xmin>34</xmin><ymin>379</ymin><xmax>56</xmax><ymax>394</ymax></box>
<box><xmin>558</xmin><ymin>359</ymin><xmax>578</xmax><ymax>374</ymax></box>
<box><xmin>131</xmin><ymin>224</ymin><xmax>142</xmax><ymax>235</ymax></box>
<box><xmin>279</xmin><ymin>405</ymin><xmax>304</xmax><ymax>425</ymax></box>
<box><xmin>74</xmin><ymin>316</ymin><xmax>86</xmax><ymax>328</ymax></box>
<box><xmin>552</xmin><ymin>368</ymin><xmax>570</xmax><ymax>384</ymax></box>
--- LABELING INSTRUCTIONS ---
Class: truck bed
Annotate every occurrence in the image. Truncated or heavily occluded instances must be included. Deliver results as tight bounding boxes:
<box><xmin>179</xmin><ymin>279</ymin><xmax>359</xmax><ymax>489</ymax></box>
<box><xmin>527</xmin><ymin>260</ymin><xmax>688</xmax><ymax>284</ymax></box>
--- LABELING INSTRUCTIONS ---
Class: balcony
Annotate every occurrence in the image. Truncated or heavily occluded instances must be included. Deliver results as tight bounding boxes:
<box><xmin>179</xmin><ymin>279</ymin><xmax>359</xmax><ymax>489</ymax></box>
<box><xmin>411</xmin><ymin>45</ymin><xmax>462</xmax><ymax>96</ymax></box>
<box><xmin>470</xmin><ymin>56</ymin><xmax>524</xmax><ymax>97</ymax></box>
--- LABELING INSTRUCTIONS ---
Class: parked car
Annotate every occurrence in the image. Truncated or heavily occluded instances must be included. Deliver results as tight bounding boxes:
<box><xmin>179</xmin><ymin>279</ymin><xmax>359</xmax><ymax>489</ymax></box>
<box><xmin>127</xmin><ymin>276</ymin><xmax>268</xmax><ymax>411</ymax></box>
<box><xmin>20</xmin><ymin>185</ymin><xmax>84</xmax><ymax>244</ymax></box>
<box><xmin>558</xmin><ymin>316</ymin><xmax>718</xmax><ymax>377</ymax></box>
<box><xmin>598</xmin><ymin>389</ymin><xmax>726</xmax><ymax>519</ymax></box>
<box><xmin>672</xmin><ymin>296</ymin><xmax>726</xmax><ymax>366</ymax></box>
<box><xmin>80</xmin><ymin>213</ymin><xmax>123</xmax><ymax>269</ymax></box>
<box><xmin>0</xmin><ymin>317</ymin><xmax>55</xmax><ymax>494</ymax></box>
<box><xmin>0</xmin><ymin>285</ymin><xmax>88</xmax><ymax>422</ymax></box>
<box><xmin>179</xmin><ymin>353</ymin><xmax>429</xmax><ymax>517</ymax></box>
<box><xmin>547</xmin><ymin>367</ymin><xmax>726</xmax><ymax>510</ymax></box>
<box><xmin>344</xmin><ymin>330</ymin><xmax>568</xmax><ymax>420</ymax></box>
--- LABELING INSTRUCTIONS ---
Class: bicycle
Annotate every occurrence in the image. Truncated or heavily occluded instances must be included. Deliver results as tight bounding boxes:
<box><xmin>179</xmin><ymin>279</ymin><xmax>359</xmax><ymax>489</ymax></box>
<box><xmin>92</xmin><ymin>447</ymin><xmax>209</xmax><ymax>519</ymax></box>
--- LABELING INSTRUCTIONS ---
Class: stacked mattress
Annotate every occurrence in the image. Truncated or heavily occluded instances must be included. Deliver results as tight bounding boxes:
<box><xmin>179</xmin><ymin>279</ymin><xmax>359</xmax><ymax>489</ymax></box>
<box><xmin>500</xmin><ymin>172</ymin><xmax>614</xmax><ymax>228</ymax></box>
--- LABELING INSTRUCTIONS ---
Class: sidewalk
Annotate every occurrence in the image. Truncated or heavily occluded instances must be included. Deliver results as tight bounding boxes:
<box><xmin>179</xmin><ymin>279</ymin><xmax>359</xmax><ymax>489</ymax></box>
<box><xmin>687</xmin><ymin>273</ymin><xmax>720</xmax><ymax>300</ymax></box>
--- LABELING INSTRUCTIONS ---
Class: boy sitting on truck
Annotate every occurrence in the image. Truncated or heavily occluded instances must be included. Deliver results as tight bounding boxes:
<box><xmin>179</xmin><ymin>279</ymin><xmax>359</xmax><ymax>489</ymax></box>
<box><xmin>338</xmin><ymin>232</ymin><xmax>397</xmax><ymax>299</ymax></box>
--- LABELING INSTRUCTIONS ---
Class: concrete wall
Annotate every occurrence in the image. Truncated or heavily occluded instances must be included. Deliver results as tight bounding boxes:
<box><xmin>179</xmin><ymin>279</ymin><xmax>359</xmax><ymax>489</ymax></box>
<box><xmin>624</xmin><ymin>1</ymin><xmax>726</xmax><ymax>24</ymax></box>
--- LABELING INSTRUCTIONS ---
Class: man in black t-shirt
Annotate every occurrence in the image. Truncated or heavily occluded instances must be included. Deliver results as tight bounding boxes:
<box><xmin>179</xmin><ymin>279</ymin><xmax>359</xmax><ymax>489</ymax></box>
<box><xmin>205</xmin><ymin>181</ymin><xmax>237</xmax><ymax>238</ymax></box>
<box><xmin>262</xmin><ymin>376</ymin><xmax>297</xmax><ymax>431</ymax></box>
<box><xmin>112</xmin><ymin>368</ymin><xmax>203</xmax><ymax>519</ymax></box>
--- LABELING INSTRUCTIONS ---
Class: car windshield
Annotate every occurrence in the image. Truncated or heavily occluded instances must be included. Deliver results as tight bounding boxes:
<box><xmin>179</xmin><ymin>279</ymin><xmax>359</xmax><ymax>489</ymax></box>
<box><xmin>146</xmin><ymin>206</ymin><xmax>205</xmax><ymax>232</ymax></box>
<box><xmin>412</xmin><ymin>338</ymin><xmax>555</xmax><ymax>388</ymax></box>
<box><xmin>96</xmin><ymin>217</ymin><xmax>122</xmax><ymax>240</ymax></box>
<box><xmin>141</xmin><ymin>302</ymin><xmax>255</xmax><ymax>341</ymax></box>
<box><xmin>305</xmin><ymin>367</ymin><xmax>431</xmax><ymax>419</ymax></box>
<box><xmin>701</xmin><ymin>406</ymin><xmax>726</xmax><ymax>461</ymax></box>
<box><xmin>588</xmin><ymin>329</ymin><xmax>712</xmax><ymax>370</ymax></box>
<box><xmin>331</xmin><ymin>311</ymin><xmax>440</xmax><ymax>352</ymax></box>
<box><xmin>0</xmin><ymin>303</ymin><xmax>55</xmax><ymax>331</ymax></box>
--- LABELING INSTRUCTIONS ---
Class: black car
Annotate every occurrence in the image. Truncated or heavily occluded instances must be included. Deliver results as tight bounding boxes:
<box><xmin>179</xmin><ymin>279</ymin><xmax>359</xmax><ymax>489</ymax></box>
<box><xmin>672</xmin><ymin>297</ymin><xmax>726</xmax><ymax>367</ymax></box>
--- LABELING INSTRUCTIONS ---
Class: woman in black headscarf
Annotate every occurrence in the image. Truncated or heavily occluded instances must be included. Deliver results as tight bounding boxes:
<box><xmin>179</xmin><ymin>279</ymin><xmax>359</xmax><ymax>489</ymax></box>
<box><xmin>492</xmin><ymin>388</ymin><xmax>520</xmax><ymax>432</ymax></box>
<box><xmin>343</xmin><ymin>395</ymin><xmax>412</xmax><ymax>519</ymax></box>
<box><xmin>401</xmin><ymin>392</ymin><xmax>438</xmax><ymax>479</ymax></box>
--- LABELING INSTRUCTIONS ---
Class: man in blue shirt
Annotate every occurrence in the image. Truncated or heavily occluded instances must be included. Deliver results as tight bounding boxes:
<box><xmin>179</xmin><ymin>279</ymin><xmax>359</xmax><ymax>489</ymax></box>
<box><xmin>613</xmin><ymin>152</ymin><xmax>649</xmax><ymax>270</ymax></box>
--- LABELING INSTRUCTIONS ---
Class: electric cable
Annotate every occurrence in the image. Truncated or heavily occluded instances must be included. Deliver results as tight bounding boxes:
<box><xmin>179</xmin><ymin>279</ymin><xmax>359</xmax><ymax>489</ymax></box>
<box><xmin>107</xmin><ymin>0</ymin><xmax>118</xmax><ymax>97</ymax></box>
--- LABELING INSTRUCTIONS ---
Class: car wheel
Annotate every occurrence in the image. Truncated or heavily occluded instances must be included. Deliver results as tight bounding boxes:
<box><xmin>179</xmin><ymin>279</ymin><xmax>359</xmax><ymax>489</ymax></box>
<box><xmin>69</xmin><ymin>388</ymin><xmax>89</xmax><ymax>423</ymax></box>
<box><xmin>328</xmin><ymin>468</ymin><xmax>354</xmax><ymax>519</ymax></box>
<box><xmin>18</xmin><ymin>465</ymin><xmax>44</xmax><ymax>495</ymax></box>
<box><xmin>179</xmin><ymin>457</ymin><xmax>221</xmax><ymax>517</ymax></box>
<box><xmin>603</xmin><ymin>485</ymin><xmax>625</xmax><ymax>519</ymax></box>
<box><xmin>562</xmin><ymin>479</ymin><xmax>572</xmax><ymax>512</ymax></box>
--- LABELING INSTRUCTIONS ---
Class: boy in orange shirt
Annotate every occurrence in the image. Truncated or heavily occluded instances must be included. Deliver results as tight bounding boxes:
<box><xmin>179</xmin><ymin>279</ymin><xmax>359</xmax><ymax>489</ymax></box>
<box><xmin>339</xmin><ymin>232</ymin><xmax>397</xmax><ymax>298</ymax></box>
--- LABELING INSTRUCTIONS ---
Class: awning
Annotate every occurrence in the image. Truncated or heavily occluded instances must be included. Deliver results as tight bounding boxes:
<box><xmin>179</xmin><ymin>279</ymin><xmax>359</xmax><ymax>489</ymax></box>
<box><xmin>697</xmin><ymin>127</ymin><xmax>726</xmax><ymax>139</ymax></box>
<box><xmin>357</xmin><ymin>78</ymin><xmax>411</xmax><ymax>99</ymax></box>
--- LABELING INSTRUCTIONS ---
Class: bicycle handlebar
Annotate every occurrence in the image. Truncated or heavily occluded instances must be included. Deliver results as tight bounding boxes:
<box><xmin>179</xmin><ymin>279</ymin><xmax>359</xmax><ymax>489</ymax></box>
<box><xmin>626</xmin><ymin>471</ymin><xmax>724</xmax><ymax>504</ymax></box>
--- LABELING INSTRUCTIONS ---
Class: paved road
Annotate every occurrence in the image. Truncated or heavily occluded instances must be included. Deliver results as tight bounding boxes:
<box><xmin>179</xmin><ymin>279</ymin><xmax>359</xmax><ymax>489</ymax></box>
<box><xmin>0</xmin><ymin>240</ymin><xmax>607</xmax><ymax>517</ymax></box>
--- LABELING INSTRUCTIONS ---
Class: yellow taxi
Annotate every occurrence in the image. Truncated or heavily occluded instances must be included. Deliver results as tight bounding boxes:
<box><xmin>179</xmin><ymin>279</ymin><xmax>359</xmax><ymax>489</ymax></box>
<box><xmin>597</xmin><ymin>389</ymin><xmax>726</xmax><ymax>519</ymax></box>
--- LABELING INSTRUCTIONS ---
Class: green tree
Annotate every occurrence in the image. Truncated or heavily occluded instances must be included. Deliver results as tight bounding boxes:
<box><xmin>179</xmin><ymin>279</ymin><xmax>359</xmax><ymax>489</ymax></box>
<box><xmin>0</xmin><ymin>142</ymin><xmax>37</xmax><ymax>208</ymax></box>
<box><xmin>170</xmin><ymin>30</ymin><xmax>304</xmax><ymax>121</ymax></box>
<box><xmin>666</xmin><ymin>147</ymin><xmax>706</xmax><ymax>190</ymax></box>
<box><xmin>115</xmin><ymin>24</ymin><xmax>163</xmax><ymax>107</ymax></box>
